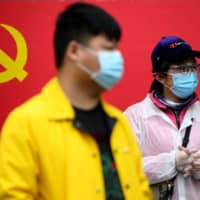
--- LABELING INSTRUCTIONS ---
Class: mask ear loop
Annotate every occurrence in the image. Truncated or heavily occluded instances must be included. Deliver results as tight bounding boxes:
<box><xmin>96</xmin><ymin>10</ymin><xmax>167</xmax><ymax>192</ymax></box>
<box><xmin>78</xmin><ymin>43</ymin><xmax>97</xmax><ymax>56</ymax></box>
<box><xmin>75</xmin><ymin>61</ymin><xmax>100</xmax><ymax>81</ymax></box>
<box><xmin>75</xmin><ymin>61</ymin><xmax>92</xmax><ymax>75</ymax></box>
<box><xmin>196</xmin><ymin>63</ymin><xmax>200</xmax><ymax>74</ymax></box>
<box><xmin>153</xmin><ymin>72</ymin><xmax>173</xmax><ymax>91</ymax></box>
<box><xmin>75</xmin><ymin>44</ymin><xmax>99</xmax><ymax>76</ymax></box>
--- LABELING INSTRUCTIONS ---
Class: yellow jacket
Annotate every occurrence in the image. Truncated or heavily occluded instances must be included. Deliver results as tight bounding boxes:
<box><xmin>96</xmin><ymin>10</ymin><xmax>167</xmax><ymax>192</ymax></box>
<box><xmin>0</xmin><ymin>78</ymin><xmax>152</xmax><ymax>200</ymax></box>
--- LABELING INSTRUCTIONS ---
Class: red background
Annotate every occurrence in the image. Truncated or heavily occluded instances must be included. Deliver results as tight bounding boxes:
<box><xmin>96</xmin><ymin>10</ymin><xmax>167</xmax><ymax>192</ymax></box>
<box><xmin>1</xmin><ymin>0</ymin><xmax>200</xmax><ymax>129</ymax></box>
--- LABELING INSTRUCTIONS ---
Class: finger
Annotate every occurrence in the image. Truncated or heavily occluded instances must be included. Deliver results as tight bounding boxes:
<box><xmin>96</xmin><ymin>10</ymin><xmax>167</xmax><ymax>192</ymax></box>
<box><xmin>178</xmin><ymin>146</ymin><xmax>186</xmax><ymax>151</ymax></box>
<box><xmin>183</xmin><ymin>172</ymin><xmax>192</xmax><ymax>178</ymax></box>
<box><xmin>178</xmin><ymin>146</ymin><xmax>191</xmax><ymax>154</ymax></box>
<box><xmin>192</xmin><ymin>162</ymin><xmax>200</xmax><ymax>169</ymax></box>
<box><xmin>184</xmin><ymin>165</ymin><xmax>192</xmax><ymax>172</ymax></box>
<box><xmin>183</xmin><ymin>157</ymin><xmax>194</xmax><ymax>165</ymax></box>
<box><xmin>189</xmin><ymin>149</ymin><xmax>199</xmax><ymax>155</ymax></box>
<box><xmin>191</xmin><ymin>152</ymin><xmax>200</xmax><ymax>158</ymax></box>
<box><xmin>191</xmin><ymin>168</ymin><xmax>200</xmax><ymax>173</ymax></box>
<box><xmin>183</xmin><ymin>170</ymin><xmax>192</xmax><ymax>177</ymax></box>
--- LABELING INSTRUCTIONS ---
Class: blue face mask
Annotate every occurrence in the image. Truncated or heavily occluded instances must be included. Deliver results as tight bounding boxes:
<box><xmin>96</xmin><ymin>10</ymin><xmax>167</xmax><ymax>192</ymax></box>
<box><xmin>92</xmin><ymin>50</ymin><xmax>124</xmax><ymax>89</ymax></box>
<box><xmin>77</xmin><ymin>48</ymin><xmax>124</xmax><ymax>90</ymax></box>
<box><xmin>170</xmin><ymin>72</ymin><xmax>198</xmax><ymax>99</ymax></box>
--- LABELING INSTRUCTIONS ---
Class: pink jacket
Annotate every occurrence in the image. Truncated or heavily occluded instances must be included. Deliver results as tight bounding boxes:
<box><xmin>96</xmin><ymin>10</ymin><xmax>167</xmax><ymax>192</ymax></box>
<box><xmin>124</xmin><ymin>94</ymin><xmax>200</xmax><ymax>200</ymax></box>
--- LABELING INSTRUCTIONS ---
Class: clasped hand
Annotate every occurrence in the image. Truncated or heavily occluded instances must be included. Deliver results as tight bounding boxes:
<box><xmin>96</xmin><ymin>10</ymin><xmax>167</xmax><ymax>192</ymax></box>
<box><xmin>175</xmin><ymin>146</ymin><xmax>200</xmax><ymax>177</ymax></box>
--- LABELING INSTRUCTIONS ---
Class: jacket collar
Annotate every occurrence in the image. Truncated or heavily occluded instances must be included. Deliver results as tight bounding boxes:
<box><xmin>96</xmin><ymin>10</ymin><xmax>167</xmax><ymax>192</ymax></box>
<box><xmin>150</xmin><ymin>91</ymin><xmax>198</xmax><ymax>110</ymax></box>
<box><xmin>41</xmin><ymin>77</ymin><xmax>75</xmax><ymax>120</ymax></box>
<box><xmin>41</xmin><ymin>77</ymin><xmax>121</xmax><ymax>121</ymax></box>
<box><xmin>143</xmin><ymin>93</ymin><xmax>200</xmax><ymax>122</ymax></box>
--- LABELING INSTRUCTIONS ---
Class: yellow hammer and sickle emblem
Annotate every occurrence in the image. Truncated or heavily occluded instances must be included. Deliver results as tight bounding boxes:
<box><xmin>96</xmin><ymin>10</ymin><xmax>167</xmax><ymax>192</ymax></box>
<box><xmin>0</xmin><ymin>24</ymin><xmax>28</xmax><ymax>83</ymax></box>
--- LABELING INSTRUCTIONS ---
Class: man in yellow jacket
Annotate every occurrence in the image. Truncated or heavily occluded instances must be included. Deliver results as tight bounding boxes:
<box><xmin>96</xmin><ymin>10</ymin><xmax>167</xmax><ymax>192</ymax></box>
<box><xmin>0</xmin><ymin>2</ymin><xmax>152</xmax><ymax>200</ymax></box>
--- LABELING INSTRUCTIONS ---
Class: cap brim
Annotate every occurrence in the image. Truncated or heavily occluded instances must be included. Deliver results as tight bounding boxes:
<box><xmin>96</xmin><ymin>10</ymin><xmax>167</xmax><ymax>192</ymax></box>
<box><xmin>192</xmin><ymin>50</ymin><xmax>200</xmax><ymax>58</ymax></box>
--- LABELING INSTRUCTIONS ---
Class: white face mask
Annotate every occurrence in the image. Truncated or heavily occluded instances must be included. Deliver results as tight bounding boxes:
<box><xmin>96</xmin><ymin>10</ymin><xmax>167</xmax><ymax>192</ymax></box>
<box><xmin>76</xmin><ymin>45</ymin><xmax>124</xmax><ymax>89</ymax></box>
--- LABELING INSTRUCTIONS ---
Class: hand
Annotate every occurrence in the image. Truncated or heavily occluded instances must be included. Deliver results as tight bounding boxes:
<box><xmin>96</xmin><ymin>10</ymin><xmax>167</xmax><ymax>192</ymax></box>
<box><xmin>191</xmin><ymin>151</ymin><xmax>200</xmax><ymax>173</ymax></box>
<box><xmin>182</xmin><ymin>164</ymin><xmax>193</xmax><ymax>177</ymax></box>
<box><xmin>175</xmin><ymin>146</ymin><xmax>194</xmax><ymax>174</ymax></box>
<box><xmin>176</xmin><ymin>146</ymin><xmax>198</xmax><ymax>177</ymax></box>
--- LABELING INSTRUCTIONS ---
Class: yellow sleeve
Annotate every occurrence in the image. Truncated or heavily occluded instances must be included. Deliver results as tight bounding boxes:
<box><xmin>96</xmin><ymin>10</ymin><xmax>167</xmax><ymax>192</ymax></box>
<box><xmin>0</xmin><ymin>109</ymin><xmax>39</xmax><ymax>199</ymax></box>
<box><xmin>135</xmin><ymin>147</ymin><xmax>153</xmax><ymax>200</ymax></box>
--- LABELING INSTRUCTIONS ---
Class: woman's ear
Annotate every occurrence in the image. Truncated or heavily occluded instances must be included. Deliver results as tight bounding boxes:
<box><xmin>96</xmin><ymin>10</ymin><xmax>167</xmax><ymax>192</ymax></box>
<box><xmin>154</xmin><ymin>72</ymin><xmax>166</xmax><ymax>85</ymax></box>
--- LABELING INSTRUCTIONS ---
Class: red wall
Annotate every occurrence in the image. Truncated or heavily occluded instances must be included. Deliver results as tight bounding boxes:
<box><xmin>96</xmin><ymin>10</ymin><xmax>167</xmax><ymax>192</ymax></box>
<box><xmin>1</xmin><ymin>0</ymin><xmax>200</xmax><ymax>129</ymax></box>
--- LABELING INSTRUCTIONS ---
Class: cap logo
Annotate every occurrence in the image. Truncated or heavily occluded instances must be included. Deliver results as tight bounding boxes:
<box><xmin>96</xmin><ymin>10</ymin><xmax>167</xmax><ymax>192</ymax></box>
<box><xmin>169</xmin><ymin>41</ymin><xmax>184</xmax><ymax>48</ymax></box>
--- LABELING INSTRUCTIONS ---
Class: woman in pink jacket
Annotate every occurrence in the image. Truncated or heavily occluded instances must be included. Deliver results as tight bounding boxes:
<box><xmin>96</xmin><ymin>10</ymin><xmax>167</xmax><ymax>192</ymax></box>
<box><xmin>124</xmin><ymin>36</ymin><xmax>200</xmax><ymax>200</ymax></box>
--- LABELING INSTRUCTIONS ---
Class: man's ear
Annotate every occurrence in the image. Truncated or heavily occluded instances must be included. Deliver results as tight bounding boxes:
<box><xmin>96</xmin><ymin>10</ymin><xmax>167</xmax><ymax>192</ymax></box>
<box><xmin>154</xmin><ymin>72</ymin><xmax>166</xmax><ymax>85</ymax></box>
<box><xmin>64</xmin><ymin>40</ymin><xmax>79</xmax><ymax>61</ymax></box>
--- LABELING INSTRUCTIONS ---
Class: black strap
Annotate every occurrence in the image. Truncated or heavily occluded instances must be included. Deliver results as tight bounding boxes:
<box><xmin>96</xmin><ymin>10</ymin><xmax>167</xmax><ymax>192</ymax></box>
<box><xmin>182</xmin><ymin>125</ymin><xmax>192</xmax><ymax>147</ymax></box>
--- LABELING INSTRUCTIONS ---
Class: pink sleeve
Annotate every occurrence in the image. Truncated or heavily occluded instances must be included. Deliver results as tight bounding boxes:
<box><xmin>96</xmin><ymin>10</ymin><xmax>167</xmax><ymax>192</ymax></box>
<box><xmin>124</xmin><ymin>106</ymin><xmax>177</xmax><ymax>184</ymax></box>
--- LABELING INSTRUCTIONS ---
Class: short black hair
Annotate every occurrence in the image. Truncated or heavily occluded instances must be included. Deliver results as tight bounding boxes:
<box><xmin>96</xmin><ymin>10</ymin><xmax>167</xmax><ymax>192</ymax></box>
<box><xmin>54</xmin><ymin>2</ymin><xmax>121</xmax><ymax>68</ymax></box>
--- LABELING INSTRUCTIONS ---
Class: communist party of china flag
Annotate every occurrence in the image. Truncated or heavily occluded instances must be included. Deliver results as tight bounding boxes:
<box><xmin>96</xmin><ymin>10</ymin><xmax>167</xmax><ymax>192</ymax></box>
<box><xmin>0</xmin><ymin>0</ymin><xmax>200</xmax><ymax>130</ymax></box>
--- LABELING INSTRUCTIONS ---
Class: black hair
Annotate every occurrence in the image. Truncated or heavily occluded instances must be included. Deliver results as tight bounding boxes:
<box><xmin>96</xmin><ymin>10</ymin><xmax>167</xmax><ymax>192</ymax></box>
<box><xmin>150</xmin><ymin>60</ymin><xmax>170</xmax><ymax>93</ymax></box>
<box><xmin>54</xmin><ymin>2</ymin><xmax>121</xmax><ymax>68</ymax></box>
<box><xmin>150</xmin><ymin>56</ymin><xmax>196</xmax><ymax>93</ymax></box>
